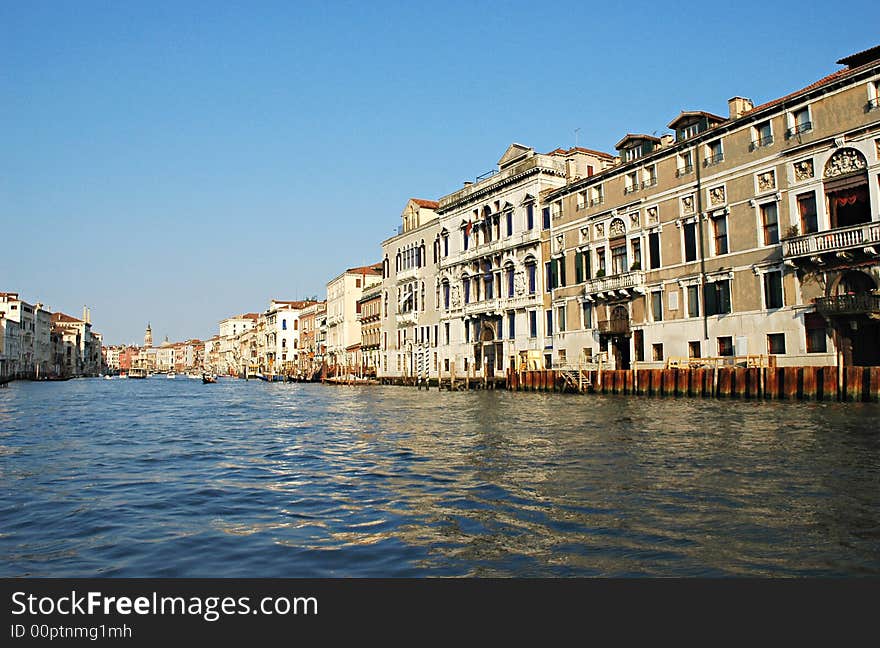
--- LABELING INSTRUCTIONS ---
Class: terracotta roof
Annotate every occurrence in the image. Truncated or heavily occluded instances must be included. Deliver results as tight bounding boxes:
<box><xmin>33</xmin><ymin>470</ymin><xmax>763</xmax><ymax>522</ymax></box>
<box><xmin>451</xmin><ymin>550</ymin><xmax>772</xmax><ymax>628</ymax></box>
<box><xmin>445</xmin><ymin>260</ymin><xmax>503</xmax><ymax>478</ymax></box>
<box><xmin>241</xmin><ymin>313</ymin><xmax>259</xmax><ymax>320</ymax></box>
<box><xmin>0</xmin><ymin>292</ymin><xmax>20</xmax><ymax>299</ymax></box>
<box><xmin>347</xmin><ymin>264</ymin><xmax>383</xmax><ymax>275</ymax></box>
<box><xmin>272</xmin><ymin>300</ymin><xmax>318</xmax><ymax>309</ymax></box>
<box><xmin>837</xmin><ymin>44</ymin><xmax>880</xmax><ymax>68</ymax></box>
<box><xmin>546</xmin><ymin>146</ymin><xmax>614</xmax><ymax>159</ymax></box>
<box><xmin>614</xmin><ymin>133</ymin><xmax>661</xmax><ymax>150</ymax></box>
<box><xmin>747</xmin><ymin>69</ymin><xmax>850</xmax><ymax>114</ymax></box>
<box><xmin>411</xmin><ymin>198</ymin><xmax>439</xmax><ymax>209</ymax></box>
<box><xmin>667</xmin><ymin>111</ymin><xmax>727</xmax><ymax>130</ymax></box>
<box><xmin>51</xmin><ymin>312</ymin><xmax>82</xmax><ymax>324</ymax></box>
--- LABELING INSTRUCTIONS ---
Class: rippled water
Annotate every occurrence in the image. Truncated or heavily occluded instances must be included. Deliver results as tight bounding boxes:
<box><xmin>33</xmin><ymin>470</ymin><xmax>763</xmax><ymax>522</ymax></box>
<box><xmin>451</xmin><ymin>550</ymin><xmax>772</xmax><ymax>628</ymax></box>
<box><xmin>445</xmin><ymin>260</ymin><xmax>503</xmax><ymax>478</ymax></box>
<box><xmin>1</xmin><ymin>378</ymin><xmax>878</xmax><ymax>577</ymax></box>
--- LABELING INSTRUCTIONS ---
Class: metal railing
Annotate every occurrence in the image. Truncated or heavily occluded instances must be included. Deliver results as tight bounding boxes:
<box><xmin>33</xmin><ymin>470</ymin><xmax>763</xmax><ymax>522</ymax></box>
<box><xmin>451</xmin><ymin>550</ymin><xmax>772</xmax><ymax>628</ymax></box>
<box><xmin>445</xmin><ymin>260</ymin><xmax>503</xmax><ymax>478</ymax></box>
<box><xmin>675</xmin><ymin>165</ymin><xmax>693</xmax><ymax>177</ymax></box>
<box><xmin>641</xmin><ymin>178</ymin><xmax>658</xmax><ymax>189</ymax></box>
<box><xmin>782</xmin><ymin>221</ymin><xmax>880</xmax><ymax>257</ymax></box>
<box><xmin>589</xmin><ymin>197</ymin><xmax>604</xmax><ymax>207</ymax></box>
<box><xmin>814</xmin><ymin>293</ymin><xmax>880</xmax><ymax>316</ymax></box>
<box><xmin>868</xmin><ymin>97</ymin><xmax>880</xmax><ymax>111</ymax></box>
<box><xmin>749</xmin><ymin>134</ymin><xmax>773</xmax><ymax>150</ymax></box>
<box><xmin>623</xmin><ymin>185</ymin><xmax>639</xmax><ymax>194</ymax></box>
<box><xmin>704</xmin><ymin>152</ymin><xmax>724</xmax><ymax>166</ymax></box>
<box><xmin>597</xmin><ymin>318</ymin><xmax>630</xmax><ymax>335</ymax></box>
<box><xmin>786</xmin><ymin>121</ymin><xmax>812</xmax><ymax>138</ymax></box>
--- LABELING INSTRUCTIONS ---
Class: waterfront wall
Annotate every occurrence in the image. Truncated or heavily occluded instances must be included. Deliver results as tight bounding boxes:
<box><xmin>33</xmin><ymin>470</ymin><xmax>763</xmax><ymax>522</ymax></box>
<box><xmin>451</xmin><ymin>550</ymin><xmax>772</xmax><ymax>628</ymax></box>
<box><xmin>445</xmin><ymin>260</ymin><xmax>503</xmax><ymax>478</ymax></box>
<box><xmin>505</xmin><ymin>366</ymin><xmax>880</xmax><ymax>402</ymax></box>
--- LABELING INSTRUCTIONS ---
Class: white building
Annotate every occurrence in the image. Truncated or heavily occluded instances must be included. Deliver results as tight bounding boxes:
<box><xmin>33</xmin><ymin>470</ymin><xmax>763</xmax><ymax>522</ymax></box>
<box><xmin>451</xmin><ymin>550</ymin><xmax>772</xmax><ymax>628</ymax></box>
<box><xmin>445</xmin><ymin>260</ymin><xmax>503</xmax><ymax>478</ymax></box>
<box><xmin>326</xmin><ymin>265</ymin><xmax>382</xmax><ymax>370</ymax></box>
<box><xmin>218</xmin><ymin>313</ymin><xmax>258</xmax><ymax>375</ymax></box>
<box><xmin>435</xmin><ymin>144</ymin><xmax>613</xmax><ymax>377</ymax></box>
<box><xmin>379</xmin><ymin>198</ymin><xmax>442</xmax><ymax>380</ymax></box>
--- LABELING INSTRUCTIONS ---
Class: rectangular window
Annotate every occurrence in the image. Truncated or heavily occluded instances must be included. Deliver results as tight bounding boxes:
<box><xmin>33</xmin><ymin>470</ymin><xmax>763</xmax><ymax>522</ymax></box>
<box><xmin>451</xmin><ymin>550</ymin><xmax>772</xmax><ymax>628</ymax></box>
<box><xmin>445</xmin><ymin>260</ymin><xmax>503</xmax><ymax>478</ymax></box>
<box><xmin>652</xmin><ymin>343</ymin><xmax>664</xmax><ymax>361</ymax></box>
<box><xmin>788</xmin><ymin>107</ymin><xmax>812</xmax><ymax>136</ymax></box>
<box><xmin>545</xmin><ymin>262</ymin><xmax>553</xmax><ymax>292</ymax></box>
<box><xmin>683</xmin><ymin>222</ymin><xmax>698</xmax><ymax>262</ymax></box>
<box><xmin>463</xmin><ymin>280</ymin><xmax>470</xmax><ymax>304</ymax></box>
<box><xmin>751</xmin><ymin>121</ymin><xmax>773</xmax><ymax>149</ymax></box>
<box><xmin>717</xmin><ymin>336</ymin><xmax>733</xmax><ymax>356</ymax></box>
<box><xmin>508</xmin><ymin>312</ymin><xmax>515</xmax><ymax>339</ymax></box>
<box><xmin>797</xmin><ymin>192</ymin><xmax>818</xmax><ymax>234</ymax></box>
<box><xmin>546</xmin><ymin>310</ymin><xmax>553</xmax><ymax>335</ymax></box>
<box><xmin>558</xmin><ymin>256</ymin><xmax>566</xmax><ymax>287</ymax></box>
<box><xmin>582</xmin><ymin>302</ymin><xmax>592</xmax><ymax>329</ymax></box>
<box><xmin>763</xmin><ymin>271</ymin><xmax>784</xmax><ymax>309</ymax></box>
<box><xmin>596</xmin><ymin>248</ymin><xmax>606</xmax><ymax>275</ymax></box>
<box><xmin>677</xmin><ymin>151</ymin><xmax>693</xmax><ymax>176</ymax></box>
<box><xmin>649</xmin><ymin>231</ymin><xmax>661</xmax><ymax>269</ymax></box>
<box><xmin>761</xmin><ymin>202</ymin><xmax>779</xmax><ymax>245</ymax></box>
<box><xmin>444</xmin><ymin>322</ymin><xmax>450</xmax><ymax>345</ymax></box>
<box><xmin>642</xmin><ymin>165</ymin><xmax>657</xmax><ymax>188</ymax></box>
<box><xmin>443</xmin><ymin>235</ymin><xmax>449</xmax><ymax>257</ymax></box>
<box><xmin>704</xmin><ymin>280</ymin><xmax>731</xmax><ymax>316</ymax></box>
<box><xmin>443</xmin><ymin>283</ymin><xmax>450</xmax><ymax>309</ymax></box>
<box><xmin>633</xmin><ymin>330</ymin><xmax>644</xmax><ymax>362</ymax></box>
<box><xmin>464</xmin><ymin>321</ymin><xmax>470</xmax><ymax>343</ymax></box>
<box><xmin>625</xmin><ymin>171</ymin><xmax>638</xmax><ymax>193</ymax></box>
<box><xmin>687</xmin><ymin>285</ymin><xmax>700</xmax><ymax>318</ymax></box>
<box><xmin>651</xmin><ymin>291</ymin><xmax>663</xmax><ymax>322</ymax></box>
<box><xmin>527</xmin><ymin>264</ymin><xmax>536</xmax><ymax>294</ymax></box>
<box><xmin>463</xmin><ymin>230</ymin><xmax>469</xmax><ymax>250</ymax></box>
<box><xmin>542</xmin><ymin>207</ymin><xmax>551</xmax><ymax>230</ymax></box>
<box><xmin>705</xmin><ymin>140</ymin><xmax>723</xmax><ymax>165</ymax></box>
<box><xmin>526</xmin><ymin>204</ymin><xmax>534</xmax><ymax>230</ymax></box>
<box><xmin>631</xmin><ymin>239</ymin><xmax>641</xmax><ymax>271</ymax></box>
<box><xmin>805</xmin><ymin>313</ymin><xmax>827</xmax><ymax>353</ymax></box>
<box><xmin>507</xmin><ymin>267</ymin><xmax>515</xmax><ymax>297</ymax></box>
<box><xmin>713</xmin><ymin>215</ymin><xmax>728</xmax><ymax>255</ymax></box>
<box><xmin>529</xmin><ymin>311</ymin><xmax>537</xmax><ymax>338</ymax></box>
<box><xmin>611</xmin><ymin>243</ymin><xmax>627</xmax><ymax>275</ymax></box>
<box><xmin>575</xmin><ymin>251</ymin><xmax>584</xmax><ymax>283</ymax></box>
<box><xmin>688</xmin><ymin>341</ymin><xmax>701</xmax><ymax>358</ymax></box>
<box><xmin>557</xmin><ymin>305</ymin><xmax>566</xmax><ymax>332</ymax></box>
<box><xmin>506</xmin><ymin>211</ymin><xmax>513</xmax><ymax>236</ymax></box>
<box><xmin>767</xmin><ymin>333</ymin><xmax>786</xmax><ymax>355</ymax></box>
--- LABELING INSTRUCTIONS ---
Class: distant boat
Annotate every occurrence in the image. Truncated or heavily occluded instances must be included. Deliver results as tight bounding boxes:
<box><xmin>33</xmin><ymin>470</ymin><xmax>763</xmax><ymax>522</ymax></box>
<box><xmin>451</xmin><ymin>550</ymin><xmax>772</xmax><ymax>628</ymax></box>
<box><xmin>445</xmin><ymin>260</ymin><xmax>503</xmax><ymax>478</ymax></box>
<box><xmin>167</xmin><ymin>373</ymin><xmax>176</xmax><ymax>379</ymax></box>
<box><xmin>202</xmin><ymin>374</ymin><xmax>217</xmax><ymax>384</ymax></box>
<box><xmin>129</xmin><ymin>367</ymin><xmax>148</xmax><ymax>379</ymax></box>
<box><xmin>104</xmin><ymin>375</ymin><xmax>113</xmax><ymax>380</ymax></box>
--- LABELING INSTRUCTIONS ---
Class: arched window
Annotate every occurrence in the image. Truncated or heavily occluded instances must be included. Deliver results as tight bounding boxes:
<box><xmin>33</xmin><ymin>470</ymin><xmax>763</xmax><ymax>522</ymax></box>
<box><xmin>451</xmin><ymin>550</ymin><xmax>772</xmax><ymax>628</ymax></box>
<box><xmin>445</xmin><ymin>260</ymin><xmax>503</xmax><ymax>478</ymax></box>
<box><xmin>462</xmin><ymin>274</ymin><xmax>471</xmax><ymax>304</ymax></box>
<box><xmin>442</xmin><ymin>280</ymin><xmax>450</xmax><ymax>309</ymax></box>
<box><xmin>281</xmin><ymin>339</ymin><xmax>287</xmax><ymax>348</ymax></box>
<box><xmin>282</xmin><ymin>319</ymin><xmax>287</xmax><ymax>330</ymax></box>
<box><xmin>505</xmin><ymin>262</ymin><xmax>516</xmax><ymax>297</ymax></box>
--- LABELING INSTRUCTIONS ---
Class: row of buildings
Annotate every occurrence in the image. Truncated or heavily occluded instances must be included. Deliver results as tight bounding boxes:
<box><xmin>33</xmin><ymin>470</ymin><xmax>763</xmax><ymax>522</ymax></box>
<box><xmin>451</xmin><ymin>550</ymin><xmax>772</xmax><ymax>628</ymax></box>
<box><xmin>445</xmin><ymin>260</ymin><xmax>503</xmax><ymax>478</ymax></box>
<box><xmin>0</xmin><ymin>293</ymin><xmax>103</xmax><ymax>379</ymax></box>
<box><xmin>210</xmin><ymin>45</ymin><xmax>880</xmax><ymax>380</ymax></box>
<box><xmin>102</xmin><ymin>324</ymin><xmax>207</xmax><ymax>375</ymax></box>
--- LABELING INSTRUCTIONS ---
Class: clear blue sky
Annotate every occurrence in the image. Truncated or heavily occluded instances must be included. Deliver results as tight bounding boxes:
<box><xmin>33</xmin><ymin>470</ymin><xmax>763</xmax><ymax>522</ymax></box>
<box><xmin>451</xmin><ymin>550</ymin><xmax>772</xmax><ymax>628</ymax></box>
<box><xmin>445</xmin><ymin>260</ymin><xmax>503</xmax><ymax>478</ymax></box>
<box><xmin>2</xmin><ymin>1</ymin><xmax>877</xmax><ymax>345</ymax></box>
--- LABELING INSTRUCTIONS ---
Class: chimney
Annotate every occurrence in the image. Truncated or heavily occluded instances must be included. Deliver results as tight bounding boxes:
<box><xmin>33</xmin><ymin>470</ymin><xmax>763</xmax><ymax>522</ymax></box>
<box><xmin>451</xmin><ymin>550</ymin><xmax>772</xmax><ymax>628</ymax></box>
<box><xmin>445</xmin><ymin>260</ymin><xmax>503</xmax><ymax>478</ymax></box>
<box><xmin>728</xmin><ymin>96</ymin><xmax>754</xmax><ymax>120</ymax></box>
<box><xmin>83</xmin><ymin>305</ymin><xmax>88</xmax><ymax>323</ymax></box>
<box><xmin>660</xmin><ymin>134</ymin><xmax>675</xmax><ymax>148</ymax></box>
<box><xmin>565</xmin><ymin>158</ymin><xmax>578</xmax><ymax>180</ymax></box>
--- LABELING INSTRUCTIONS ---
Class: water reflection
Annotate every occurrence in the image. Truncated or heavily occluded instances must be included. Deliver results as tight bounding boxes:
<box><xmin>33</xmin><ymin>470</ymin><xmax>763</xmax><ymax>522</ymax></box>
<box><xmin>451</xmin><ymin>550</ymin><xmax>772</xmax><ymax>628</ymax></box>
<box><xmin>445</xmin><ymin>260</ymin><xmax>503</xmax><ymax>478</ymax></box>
<box><xmin>0</xmin><ymin>379</ymin><xmax>878</xmax><ymax>576</ymax></box>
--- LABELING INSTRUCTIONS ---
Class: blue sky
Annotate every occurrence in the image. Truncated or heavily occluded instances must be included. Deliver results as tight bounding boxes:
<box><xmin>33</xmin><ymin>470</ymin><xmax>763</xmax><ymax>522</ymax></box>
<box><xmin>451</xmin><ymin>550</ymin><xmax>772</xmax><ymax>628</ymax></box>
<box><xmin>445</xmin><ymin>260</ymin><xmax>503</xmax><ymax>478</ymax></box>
<box><xmin>2</xmin><ymin>1</ymin><xmax>877</xmax><ymax>344</ymax></box>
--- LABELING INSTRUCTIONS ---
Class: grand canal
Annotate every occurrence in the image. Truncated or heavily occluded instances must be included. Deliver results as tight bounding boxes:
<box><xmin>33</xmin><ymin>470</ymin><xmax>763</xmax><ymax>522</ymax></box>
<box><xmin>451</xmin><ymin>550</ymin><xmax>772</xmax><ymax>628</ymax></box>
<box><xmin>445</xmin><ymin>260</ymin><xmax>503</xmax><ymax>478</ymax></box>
<box><xmin>1</xmin><ymin>378</ymin><xmax>878</xmax><ymax>577</ymax></box>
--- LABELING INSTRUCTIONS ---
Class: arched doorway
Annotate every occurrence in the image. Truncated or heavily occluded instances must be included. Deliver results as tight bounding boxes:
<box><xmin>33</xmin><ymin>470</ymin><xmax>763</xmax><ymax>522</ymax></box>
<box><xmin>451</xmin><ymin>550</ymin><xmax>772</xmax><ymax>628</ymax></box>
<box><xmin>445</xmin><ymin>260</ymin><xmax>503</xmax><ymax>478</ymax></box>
<box><xmin>478</xmin><ymin>323</ymin><xmax>497</xmax><ymax>376</ymax></box>
<box><xmin>822</xmin><ymin>270</ymin><xmax>880</xmax><ymax>366</ymax></box>
<box><xmin>605</xmin><ymin>305</ymin><xmax>631</xmax><ymax>370</ymax></box>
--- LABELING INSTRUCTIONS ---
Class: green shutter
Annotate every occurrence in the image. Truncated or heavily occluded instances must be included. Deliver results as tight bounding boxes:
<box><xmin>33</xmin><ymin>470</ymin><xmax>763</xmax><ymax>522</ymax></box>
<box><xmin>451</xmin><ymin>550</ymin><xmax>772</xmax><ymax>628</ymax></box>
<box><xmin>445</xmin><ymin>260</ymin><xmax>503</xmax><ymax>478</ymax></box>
<box><xmin>575</xmin><ymin>252</ymin><xmax>583</xmax><ymax>283</ymax></box>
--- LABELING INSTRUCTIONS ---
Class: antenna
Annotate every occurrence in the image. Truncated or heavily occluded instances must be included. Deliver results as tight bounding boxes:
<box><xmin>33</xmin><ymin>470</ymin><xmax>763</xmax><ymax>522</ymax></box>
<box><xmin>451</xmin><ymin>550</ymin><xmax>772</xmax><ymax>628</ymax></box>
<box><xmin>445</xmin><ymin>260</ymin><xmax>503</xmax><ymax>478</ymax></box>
<box><xmin>574</xmin><ymin>128</ymin><xmax>581</xmax><ymax>148</ymax></box>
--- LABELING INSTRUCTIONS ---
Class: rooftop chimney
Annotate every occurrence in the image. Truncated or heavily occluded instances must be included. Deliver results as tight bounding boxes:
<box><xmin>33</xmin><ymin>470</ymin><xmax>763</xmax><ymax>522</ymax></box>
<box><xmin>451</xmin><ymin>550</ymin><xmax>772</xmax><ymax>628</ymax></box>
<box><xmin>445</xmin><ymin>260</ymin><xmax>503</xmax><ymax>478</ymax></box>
<box><xmin>660</xmin><ymin>134</ymin><xmax>675</xmax><ymax>147</ymax></box>
<box><xmin>728</xmin><ymin>96</ymin><xmax>754</xmax><ymax>120</ymax></box>
<box><xmin>565</xmin><ymin>158</ymin><xmax>578</xmax><ymax>180</ymax></box>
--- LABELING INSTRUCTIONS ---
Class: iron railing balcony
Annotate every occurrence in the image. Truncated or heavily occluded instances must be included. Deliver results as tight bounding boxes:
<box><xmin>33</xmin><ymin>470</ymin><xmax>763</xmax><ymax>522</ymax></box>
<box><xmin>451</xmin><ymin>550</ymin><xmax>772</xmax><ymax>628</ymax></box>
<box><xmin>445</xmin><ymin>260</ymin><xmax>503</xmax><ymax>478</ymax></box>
<box><xmin>675</xmin><ymin>165</ymin><xmax>693</xmax><ymax>177</ymax></box>
<box><xmin>813</xmin><ymin>293</ymin><xmax>880</xmax><ymax>316</ymax></box>
<box><xmin>786</xmin><ymin>121</ymin><xmax>812</xmax><ymax>138</ymax></box>
<box><xmin>704</xmin><ymin>152</ymin><xmax>724</xmax><ymax>166</ymax></box>
<box><xmin>641</xmin><ymin>178</ymin><xmax>658</xmax><ymax>190</ymax></box>
<box><xmin>597</xmin><ymin>318</ymin><xmax>631</xmax><ymax>335</ymax></box>
<box><xmin>749</xmin><ymin>134</ymin><xmax>774</xmax><ymax>150</ymax></box>
<box><xmin>782</xmin><ymin>221</ymin><xmax>880</xmax><ymax>260</ymax></box>
<box><xmin>623</xmin><ymin>185</ymin><xmax>639</xmax><ymax>195</ymax></box>
<box><xmin>589</xmin><ymin>197</ymin><xmax>605</xmax><ymax>207</ymax></box>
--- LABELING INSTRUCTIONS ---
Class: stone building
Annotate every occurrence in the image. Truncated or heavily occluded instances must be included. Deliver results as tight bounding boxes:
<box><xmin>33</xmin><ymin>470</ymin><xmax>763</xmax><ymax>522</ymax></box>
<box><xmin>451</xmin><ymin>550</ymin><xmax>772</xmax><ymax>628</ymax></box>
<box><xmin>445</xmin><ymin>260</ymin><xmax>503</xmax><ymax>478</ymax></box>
<box><xmin>325</xmin><ymin>265</ymin><xmax>382</xmax><ymax>372</ymax></box>
<box><xmin>379</xmin><ymin>198</ymin><xmax>441</xmax><ymax>380</ymax></box>
<box><xmin>544</xmin><ymin>45</ymin><xmax>880</xmax><ymax>369</ymax></box>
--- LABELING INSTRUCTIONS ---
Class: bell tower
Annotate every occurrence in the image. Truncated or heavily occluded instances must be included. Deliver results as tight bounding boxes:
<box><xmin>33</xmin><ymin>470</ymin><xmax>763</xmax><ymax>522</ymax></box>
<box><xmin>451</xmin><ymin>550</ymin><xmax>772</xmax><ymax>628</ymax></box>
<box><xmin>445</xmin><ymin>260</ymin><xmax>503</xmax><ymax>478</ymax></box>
<box><xmin>144</xmin><ymin>323</ymin><xmax>153</xmax><ymax>348</ymax></box>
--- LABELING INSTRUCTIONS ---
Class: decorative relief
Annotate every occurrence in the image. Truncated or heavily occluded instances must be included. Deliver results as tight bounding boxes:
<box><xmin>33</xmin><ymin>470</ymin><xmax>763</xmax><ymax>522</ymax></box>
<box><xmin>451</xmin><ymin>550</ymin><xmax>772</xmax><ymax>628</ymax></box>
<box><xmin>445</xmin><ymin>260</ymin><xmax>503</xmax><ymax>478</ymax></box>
<box><xmin>595</xmin><ymin>222</ymin><xmax>604</xmax><ymax>239</ymax></box>
<box><xmin>514</xmin><ymin>272</ymin><xmax>525</xmax><ymax>296</ymax></box>
<box><xmin>579</xmin><ymin>226</ymin><xmax>590</xmax><ymax>242</ymax></box>
<box><xmin>555</xmin><ymin>234</ymin><xmax>564</xmax><ymax>252</ymax></box>
<box><xmin>823</xmin><ymin>148</ymin><xmax>867</xmax><ymax>178</ymax></box>
<box><xmin>647</xmin><ymin>206</ymin><xmax>658</xmax><ymax>224</ymax></box>
<box><xmin>709</xmin><ymin>186</ymin><xmax>726</xmax><ymax>206</ymax></box>
<box><xmin>629</xmin><ymin>211</ymin><xmax>640</xmax><ymax>228</ymax></box>
<box><xmin>681</xmin><ymin>194</ymin><xmax>695</xmax><ymax>214</ymax></box>
<box><xmin>793</xmin><ymin>159</ymin><xmax>814</xmax><ymax>181</ymax></box>
<box><xmin>757</xmin><ymin>170</ymin><xmax>776</xmax><ymax>193</ymax></box>
<box><xmin>450</xmin><ymin>285</ymin><xmax>461</xmax><ymax>308</ymax></box>
<box><xmin>609</xmin><ymin>218</ymin><xmax>626</xmax><ymax>237</ymax></box>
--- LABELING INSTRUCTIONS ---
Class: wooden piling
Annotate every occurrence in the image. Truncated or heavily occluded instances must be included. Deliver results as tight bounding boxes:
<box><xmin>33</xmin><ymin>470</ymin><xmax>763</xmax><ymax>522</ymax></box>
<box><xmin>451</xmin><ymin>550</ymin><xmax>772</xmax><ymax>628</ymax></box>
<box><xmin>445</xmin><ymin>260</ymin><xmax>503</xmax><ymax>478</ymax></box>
<box><xmin>746</xmin><ymin>367</ymin><xmax>760</xmax><ymax>399</ymax></box>
<box><xmin>765</xmin><ymin>368</ymin><xmax>780</xmax><ymax>399</ymax></box>
<box><xmin>801</xmin><ymin>367</ymin><xmax>818</xmax><ymax>400</ymax></box>
<box><xmin>717</xmin><ymin>368</ymin><xmax>733</xmax><ymax>398</ymax></box>
<box><xmin>820</xmin><ymin>366</ymin><xmax>837</xmax><ymax>401</ymax></box>
<box><xmin>624</xmin><ymin>370</ymin><xmax>634</xmax><ymax>395</ymax></box>
<box><xmin>676</xmin><ymin>368</ymin><xmax>688</xmax><ymax>397</ymax></box>
<box><xmin>869</xmin><ymin>367</ymin><xmax>880</xmax><ymax>403</ymax></box>
<box><xmin>845</xmin><ymin>367</ymin><xmax>864</xmax><ymax>402</ymax></box>
<box><xmin>734</xmin><ymin>368</ymin><xmax>747</xmax><ymax>399</ymax></box>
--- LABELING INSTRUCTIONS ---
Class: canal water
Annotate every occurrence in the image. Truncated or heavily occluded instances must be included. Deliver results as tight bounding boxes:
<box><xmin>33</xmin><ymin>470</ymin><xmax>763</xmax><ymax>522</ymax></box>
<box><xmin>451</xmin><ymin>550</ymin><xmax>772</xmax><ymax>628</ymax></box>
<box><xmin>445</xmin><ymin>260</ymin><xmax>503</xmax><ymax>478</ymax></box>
<box><xmin>1</xmin><ymin>378</ymin><xmax>878</xmax><ymax>577</ymax></box>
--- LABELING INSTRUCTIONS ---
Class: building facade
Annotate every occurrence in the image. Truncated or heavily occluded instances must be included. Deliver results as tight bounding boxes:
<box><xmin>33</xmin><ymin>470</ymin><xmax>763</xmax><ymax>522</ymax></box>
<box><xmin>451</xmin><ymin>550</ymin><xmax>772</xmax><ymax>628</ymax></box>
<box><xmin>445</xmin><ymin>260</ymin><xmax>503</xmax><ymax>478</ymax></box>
<box><xmin>325</xmin><ymin>265</ymin><xmax>382</xmax><ymax>372</ymax></box>
<box><xmin>545</xmin><ymin>46</ymin><xmax>880</xmax><ymax>369</ymax></box>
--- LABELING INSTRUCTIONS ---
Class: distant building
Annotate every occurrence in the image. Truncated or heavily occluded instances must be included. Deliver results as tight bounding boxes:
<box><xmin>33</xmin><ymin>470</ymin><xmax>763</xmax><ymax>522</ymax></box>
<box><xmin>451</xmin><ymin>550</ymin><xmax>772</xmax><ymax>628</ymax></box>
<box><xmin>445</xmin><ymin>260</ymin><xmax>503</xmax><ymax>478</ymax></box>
<box><xmin>326</xmin><ymin>265</ymin><xmax>382</xmax><ymax>371</ymax></box>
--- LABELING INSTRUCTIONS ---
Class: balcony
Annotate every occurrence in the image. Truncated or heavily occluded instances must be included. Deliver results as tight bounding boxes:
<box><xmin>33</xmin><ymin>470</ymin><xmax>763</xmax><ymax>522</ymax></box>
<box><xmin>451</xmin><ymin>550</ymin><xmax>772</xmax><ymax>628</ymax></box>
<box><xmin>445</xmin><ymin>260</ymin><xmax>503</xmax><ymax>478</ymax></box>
<box><xmin>397</xmin><ymin>265</ymin><xmax>420</xmax><ymax>283</ymax></box>
<box><xmin>396</xmin><ymin>311</ymin><xmax>418</xmax><ymax>326</ymax></box>
<box><xmin>463</xmin><ymin>298</ymin><xmax>503</xmax><ymax>317</ymax></box>
<box><xmin>582</xmin><ymin>270</ymin><xmax>646</xmax><ymax>300</ymax></box>
<box><xmin>704</xmin><ymin>152</ymin><xmax>724</xmax><ymax>166</ymax></box>
<box><xmin>675</xmin><ymin>164</ymin><xmax>693</xmax><ymax>177</ymax></box>
<box><xmin>868</xmin><ymin>97</ymin><xmax>880</xmax><ymax>112</ymax></box>
<box><xmin>782</xmin><ymin>222</ymin><xmax>880</xmax><ymax>263</ymax></box>
<box><xmin>589</xmin><ymin>197</ymin><xmax>605</xmax><ymax>207</ymax></box>
<box><xmin>597</xmin><ymin>317</ymin><xmax>630</xmax><ymax>335</ymax></box>
<box><xmin>814</xmin><ymin>293</ymin><xmax>880</xmax><ymax>317</ymax></box>
<box><xmin>623</xmin><ymin>185</ymin><xmax>639</xmax><ymax>195</ymax></box>
<box><xmin>749</xmin><ymin>134</ymin><xmax>773</xmax><ymax>150</ymax></box>
<box><xmin>786</xmin><ymin>122</ymin><xmax>812</xmax><ymax>138</ymax></box>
